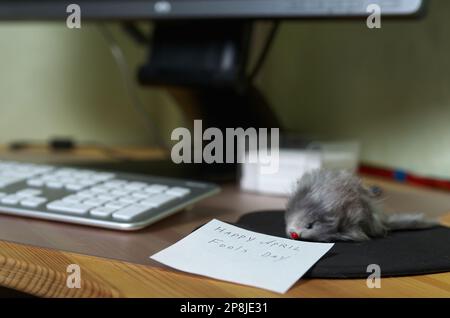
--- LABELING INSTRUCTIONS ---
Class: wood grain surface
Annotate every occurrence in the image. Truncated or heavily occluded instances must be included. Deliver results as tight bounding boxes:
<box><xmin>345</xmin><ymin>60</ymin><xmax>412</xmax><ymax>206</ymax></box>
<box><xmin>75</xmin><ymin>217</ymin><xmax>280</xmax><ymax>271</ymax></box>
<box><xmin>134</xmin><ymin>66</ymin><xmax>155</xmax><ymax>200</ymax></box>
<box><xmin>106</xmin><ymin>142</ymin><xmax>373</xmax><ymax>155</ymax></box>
<box><xmin>1</xmin><ymin>223</ymin><xmax>450</xmax><ymax>298</ymax></box>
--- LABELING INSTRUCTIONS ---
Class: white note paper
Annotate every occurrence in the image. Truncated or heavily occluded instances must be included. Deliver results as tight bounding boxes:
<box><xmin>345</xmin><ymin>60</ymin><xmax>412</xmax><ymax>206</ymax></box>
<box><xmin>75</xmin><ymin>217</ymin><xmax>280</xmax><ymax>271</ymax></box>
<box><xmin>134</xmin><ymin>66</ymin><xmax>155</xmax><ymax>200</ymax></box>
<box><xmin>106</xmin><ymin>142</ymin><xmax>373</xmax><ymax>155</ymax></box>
<box><xmin>150</xmin><ymin>219</ymin><xmax>334</xmax><ymax>293</ymax></box>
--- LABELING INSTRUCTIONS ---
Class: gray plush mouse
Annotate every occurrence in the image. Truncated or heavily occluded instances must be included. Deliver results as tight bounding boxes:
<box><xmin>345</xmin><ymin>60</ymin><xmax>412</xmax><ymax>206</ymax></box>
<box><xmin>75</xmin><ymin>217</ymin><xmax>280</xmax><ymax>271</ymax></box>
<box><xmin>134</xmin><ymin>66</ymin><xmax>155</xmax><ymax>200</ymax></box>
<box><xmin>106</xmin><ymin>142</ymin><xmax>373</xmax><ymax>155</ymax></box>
<box><xmin>285</xmin><ymin>169</ymin><xmax>438</xmax><ymax>242</ymax></box>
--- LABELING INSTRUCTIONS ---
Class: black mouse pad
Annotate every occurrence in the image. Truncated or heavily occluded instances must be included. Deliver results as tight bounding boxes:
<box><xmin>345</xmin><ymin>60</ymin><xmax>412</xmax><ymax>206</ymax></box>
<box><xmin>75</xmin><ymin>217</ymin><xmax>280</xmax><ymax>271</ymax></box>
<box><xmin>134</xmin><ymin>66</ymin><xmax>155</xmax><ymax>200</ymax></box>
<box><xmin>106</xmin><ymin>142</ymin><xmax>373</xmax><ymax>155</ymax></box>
<box><xmin>234</xmin><ymin>210</ymin><xmax>450</xmax><ymax>278</ymax></box>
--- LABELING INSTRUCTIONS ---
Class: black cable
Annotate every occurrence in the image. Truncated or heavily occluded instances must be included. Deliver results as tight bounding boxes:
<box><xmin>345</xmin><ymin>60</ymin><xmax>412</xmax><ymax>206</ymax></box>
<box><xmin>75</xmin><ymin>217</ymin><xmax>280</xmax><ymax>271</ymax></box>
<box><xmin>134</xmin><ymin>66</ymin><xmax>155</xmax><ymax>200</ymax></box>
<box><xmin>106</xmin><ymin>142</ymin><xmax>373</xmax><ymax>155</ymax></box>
<box><xmin>96</xmin><ymin>23</ymin><xmax>166</xmax><ymax>150</ymax></box>
<box><xmin>122</xmin><ymin>22</ymin><xmax>151</xmax><ymax>45</ymax></box>
<box><xmin>248</xmin><ymin>22</ymin><xmax>280</xmax><ymax>82</ymax></box>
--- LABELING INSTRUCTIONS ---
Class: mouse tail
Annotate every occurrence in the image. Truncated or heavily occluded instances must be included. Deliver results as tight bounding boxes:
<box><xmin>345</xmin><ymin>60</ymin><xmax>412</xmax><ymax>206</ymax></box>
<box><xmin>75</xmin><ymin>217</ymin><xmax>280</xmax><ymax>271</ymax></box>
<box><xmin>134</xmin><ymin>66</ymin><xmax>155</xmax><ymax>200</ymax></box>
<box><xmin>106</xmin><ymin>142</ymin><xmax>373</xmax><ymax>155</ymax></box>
<box><xmin>384</xmin><ymin>213</ymin><xmax>439</xmax><ymax>231</ymax></box>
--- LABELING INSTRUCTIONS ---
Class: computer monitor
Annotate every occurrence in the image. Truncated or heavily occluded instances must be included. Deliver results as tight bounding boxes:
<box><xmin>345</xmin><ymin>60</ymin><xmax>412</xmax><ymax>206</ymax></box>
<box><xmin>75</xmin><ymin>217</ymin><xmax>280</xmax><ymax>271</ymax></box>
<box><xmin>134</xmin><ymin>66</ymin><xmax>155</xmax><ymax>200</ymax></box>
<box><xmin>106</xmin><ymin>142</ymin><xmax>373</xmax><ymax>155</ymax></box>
<box><xmin>0</xmin><ymin>0</ymin><xmax>426</xmax><ymax>181</ymax></box>
<box><xmin>0</xmin><ymin>0</ymin><xmax>424</xmax><ymax>20</ymax></box>
<box><xmin>0</xmin><ymin>0</ymin><xmax>427</xmax><ymax>137</ymax></box>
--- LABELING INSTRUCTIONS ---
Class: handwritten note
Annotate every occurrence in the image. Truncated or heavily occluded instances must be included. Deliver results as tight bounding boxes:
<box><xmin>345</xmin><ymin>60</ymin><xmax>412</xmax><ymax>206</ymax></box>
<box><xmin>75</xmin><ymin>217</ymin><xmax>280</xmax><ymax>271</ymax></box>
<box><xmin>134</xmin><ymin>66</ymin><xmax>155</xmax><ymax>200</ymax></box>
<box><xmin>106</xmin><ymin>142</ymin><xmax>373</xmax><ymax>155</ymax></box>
<box><xmin>150</xmin><ymin>219</ymin><xmax>334</xmax><ymax>293</ymax></box>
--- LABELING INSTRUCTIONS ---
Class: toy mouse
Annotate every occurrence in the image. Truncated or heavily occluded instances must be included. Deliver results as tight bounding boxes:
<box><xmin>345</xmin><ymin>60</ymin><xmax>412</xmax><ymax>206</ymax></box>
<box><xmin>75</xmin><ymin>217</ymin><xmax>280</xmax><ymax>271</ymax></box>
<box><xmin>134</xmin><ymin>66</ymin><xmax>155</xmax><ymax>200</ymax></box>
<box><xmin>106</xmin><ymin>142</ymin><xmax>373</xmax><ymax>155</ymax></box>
<box><xmin>285</xmin><ymin>169</ymin><xmax>438</xmax><ymax>242</ymax></box>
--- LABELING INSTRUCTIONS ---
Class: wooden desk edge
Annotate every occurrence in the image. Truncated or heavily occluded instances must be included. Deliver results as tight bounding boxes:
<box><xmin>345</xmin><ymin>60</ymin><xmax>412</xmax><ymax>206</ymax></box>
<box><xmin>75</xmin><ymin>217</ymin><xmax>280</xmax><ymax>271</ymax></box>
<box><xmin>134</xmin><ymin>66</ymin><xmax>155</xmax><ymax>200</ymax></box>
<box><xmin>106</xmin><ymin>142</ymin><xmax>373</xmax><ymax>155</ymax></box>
<box><xmin>1</xmin><ymin>215</ymin><xmax>450</xmax><ymax>298</ymax></box>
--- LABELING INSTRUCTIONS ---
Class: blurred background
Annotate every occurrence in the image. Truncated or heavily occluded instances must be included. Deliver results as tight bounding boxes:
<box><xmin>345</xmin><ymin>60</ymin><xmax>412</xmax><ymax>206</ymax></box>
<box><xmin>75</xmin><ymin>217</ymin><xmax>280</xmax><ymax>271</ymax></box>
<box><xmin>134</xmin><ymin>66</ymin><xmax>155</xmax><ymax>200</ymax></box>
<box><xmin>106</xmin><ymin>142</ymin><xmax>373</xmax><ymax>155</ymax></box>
<box><xmin>0</xmin><ymin>0</ymin><xmax>449</xmax><ymax>177</ymax></box>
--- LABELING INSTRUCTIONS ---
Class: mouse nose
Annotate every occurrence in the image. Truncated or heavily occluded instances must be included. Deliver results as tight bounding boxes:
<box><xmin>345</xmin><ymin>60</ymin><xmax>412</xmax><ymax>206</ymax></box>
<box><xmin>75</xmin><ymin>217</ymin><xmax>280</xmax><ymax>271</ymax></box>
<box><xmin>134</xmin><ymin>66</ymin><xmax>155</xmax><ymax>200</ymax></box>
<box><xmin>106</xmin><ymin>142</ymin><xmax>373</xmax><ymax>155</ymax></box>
<box><xmin>290</xmin><ymin>231</ymin><xmax>300</xmax><ymax>240</ymax></box>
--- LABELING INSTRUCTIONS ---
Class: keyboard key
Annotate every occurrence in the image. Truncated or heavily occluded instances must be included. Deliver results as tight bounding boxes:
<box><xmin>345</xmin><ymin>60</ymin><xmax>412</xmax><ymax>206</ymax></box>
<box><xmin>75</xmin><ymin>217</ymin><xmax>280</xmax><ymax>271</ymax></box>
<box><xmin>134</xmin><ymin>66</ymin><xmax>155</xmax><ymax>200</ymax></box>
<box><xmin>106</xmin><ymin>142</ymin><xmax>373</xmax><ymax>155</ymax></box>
<box><xmin>76</xmin><ymin>190</ymin><xmax>96</xmax><ymax>198</ymax></box>
<box><xmin>102</xmin><ymin>180</ymin><xmax>127</xmax><ymax>189</ymax></box>
<box><xmin>112</xmin><ymin>204</ymin><xmax>152</xmax><ymax>221</ymax></box>
<box><xmin>83</xmin><ymin>199</ymin><xmax>109</xmax><ymax>207</ymax></box>
<box><xmin>16</xmin><ymin>189</ymin><xmax>42</xmax><ymax>197</ymax></box>
<box><xmin>42</xmin><ymin>175</ymin><xmax>58</xmax><ymax>181</ymax></box>
<box><xmin>1</xmin><ymin>195</ymin><xmax>21</xmax><ymax>205</ymax></box>
<box><xmin>47</xmin><ymin>201</ymin><xmax>91</xmax><ymax>215</ymax></box>
<box><xmin>78</xmin><ymin>179</ymin><xmax>97</xmax><ymax>187</ymax></box>
<box><xmin>90</xmin><ymin>207</ymin><xmax>117</xmax><ymax>218</ymax></box>
<box><xmin>62</xmin><ymin>195</ymin><xmax>83</xmax><ymax>204</ymax></box>
<box><xmin>166</xmin><ymin>187</ymin><xmax>190</xmax><ymax>197</ymax></box>
<box><xmin>92</xmin><ymin>173</ymin><xmax>115</xmax><ymax>182</ymax></box>
<box><xmin>90</xmin><ymin>186</ymin><xmax>109</xmax><ymax>194</ymax></box>
<box><xmin>139</xmin><ymin>193</ymin><xmax>177</xmax><ymax>208</ymax></box>
<box><xmin>118</xmin><ymin>196</ymin><xmax>140</xmax><ymax>204</ymax></box>
<box><xmin>110</xmin><ymin>189</ymin><xmax>131</xmax><ymax>197</ymax></box>
<box><xmin>105</xmin><ymin>201</ymin><xmax>129</xmax><ymax>210</ymax></box>
<box><xmin>46</xmin><ymin>181</ymin><xmax>64</xmax><ymax>189</ymax></box>
<box><xmin>131</xmin><ymin>192</ymin><xmax>150</xmax><ymax>199</ymax></box>
<box><xmin>54</xmin><ymin>168</ymin><xmax>76</xmax><ymax>176</ymax></box>
<box><xmin>1</xmin><ymin>170</ymin><xmax>30</xmax><ymax>178</ymax></box>
<box><xmin>124</xmin><ymin>182</ymin><xmax>147</xmax><ymax>191</ymax></box>
<box><xmin>144</xmin><ymin>185</ymin><xmax>168</xmax><ymax>194</ymax></box>
<box><xmin>20</xmin><ymin>197</ymin><xmax>47</xmax><ymax>208</ymax></box>
<box><xmin>27</xmin><ymin>179</ymin><xmax>45</xmax><ymax>187</ymax></box>
<box><xmin>59</xmin><ymin>177</ymin><xmax>73</xmax><ymax>183</ymax></box>
<box><xmin>96</xmin><ymin>194</ymin><xmax>115</xmax><ymax>201</ymax></box>
<box><xmin>30</xmin><ymin>196</ymin><xmax>47</xmax><ymax>203</ymax></box>
<box><xmin>65</xmin><ymin>184</ymin><xmax>84</xmax><ymax>191</ymax></box>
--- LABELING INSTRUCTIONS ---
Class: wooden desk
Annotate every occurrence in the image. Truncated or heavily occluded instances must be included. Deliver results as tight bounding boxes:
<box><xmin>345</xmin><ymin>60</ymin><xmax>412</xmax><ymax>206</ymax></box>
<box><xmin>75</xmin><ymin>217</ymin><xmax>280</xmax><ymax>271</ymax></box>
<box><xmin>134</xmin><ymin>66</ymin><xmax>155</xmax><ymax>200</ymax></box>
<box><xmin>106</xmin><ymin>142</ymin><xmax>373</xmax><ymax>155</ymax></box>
<box><xmin>0</xmin><ymin>148</ymin><xmax>450</xmax><ymax>297</ymax></box>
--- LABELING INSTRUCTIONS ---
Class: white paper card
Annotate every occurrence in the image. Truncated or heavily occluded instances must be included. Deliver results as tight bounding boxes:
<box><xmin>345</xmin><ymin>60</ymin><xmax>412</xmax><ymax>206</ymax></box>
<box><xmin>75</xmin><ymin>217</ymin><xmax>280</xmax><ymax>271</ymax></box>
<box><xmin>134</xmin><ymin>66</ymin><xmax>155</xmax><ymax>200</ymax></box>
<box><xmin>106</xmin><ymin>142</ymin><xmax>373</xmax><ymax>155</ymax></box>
<box><xmin>150</xmin><ymin>219</ymin><xmax>334</xmax><ymax>293</ymax></box>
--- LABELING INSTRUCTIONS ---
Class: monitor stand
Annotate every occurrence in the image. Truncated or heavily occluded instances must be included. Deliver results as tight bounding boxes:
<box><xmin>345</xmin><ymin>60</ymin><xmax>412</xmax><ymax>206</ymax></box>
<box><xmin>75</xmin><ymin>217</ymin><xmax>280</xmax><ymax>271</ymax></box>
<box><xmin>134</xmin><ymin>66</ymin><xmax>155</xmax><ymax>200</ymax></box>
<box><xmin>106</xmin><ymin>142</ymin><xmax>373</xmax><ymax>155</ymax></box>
<box><xmin>72</xmin><ymin>84</ymin><xmax>280</xmax><ymax>182</ymax></box>
<box><xmin>75</xmin><ymin>21</ymin><xmax>282</xmax><ymax>182</ymax></box>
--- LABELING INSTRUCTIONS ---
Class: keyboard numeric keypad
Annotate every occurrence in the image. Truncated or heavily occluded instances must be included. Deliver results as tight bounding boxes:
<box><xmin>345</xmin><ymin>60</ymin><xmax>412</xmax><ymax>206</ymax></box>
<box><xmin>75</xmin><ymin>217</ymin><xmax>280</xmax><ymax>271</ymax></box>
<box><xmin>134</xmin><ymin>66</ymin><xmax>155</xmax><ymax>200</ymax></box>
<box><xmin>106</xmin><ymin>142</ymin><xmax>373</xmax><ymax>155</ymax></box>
<box><xmin>48</xmin><ymin>180</ymin><xmax>191</xmax><ymax>221</ymax></box>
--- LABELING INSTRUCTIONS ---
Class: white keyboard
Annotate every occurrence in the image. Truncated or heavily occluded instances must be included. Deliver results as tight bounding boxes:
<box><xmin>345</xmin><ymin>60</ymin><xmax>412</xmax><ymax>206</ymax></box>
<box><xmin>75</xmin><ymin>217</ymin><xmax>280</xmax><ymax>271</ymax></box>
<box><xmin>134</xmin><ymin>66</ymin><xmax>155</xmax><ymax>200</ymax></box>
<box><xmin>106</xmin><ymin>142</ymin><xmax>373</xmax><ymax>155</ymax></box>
<box><xmin>0</xmin><ymin>160</ymin><xmax>219</xmax><ymax>230</ymax></box>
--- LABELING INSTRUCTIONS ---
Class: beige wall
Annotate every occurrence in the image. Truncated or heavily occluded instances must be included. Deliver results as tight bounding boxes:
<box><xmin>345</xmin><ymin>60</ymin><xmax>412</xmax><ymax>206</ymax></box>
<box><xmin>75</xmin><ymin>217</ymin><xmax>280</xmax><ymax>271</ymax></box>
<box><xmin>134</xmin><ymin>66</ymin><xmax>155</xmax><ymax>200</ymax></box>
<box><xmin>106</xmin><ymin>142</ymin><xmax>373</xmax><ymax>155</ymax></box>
<box><xmin>1</xmin><ymin>1</ymin><xmax>450</xmax><ymax>177</ymax></box>
<box><xmin>259</xmin><ymin>0</ymin><xmax>450</xmax><ymax>178</ymax></box>
<box><xmin>0</xmin><ymin>23</ymin><xmax>183</xmax><ymax>147</ymax></box>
